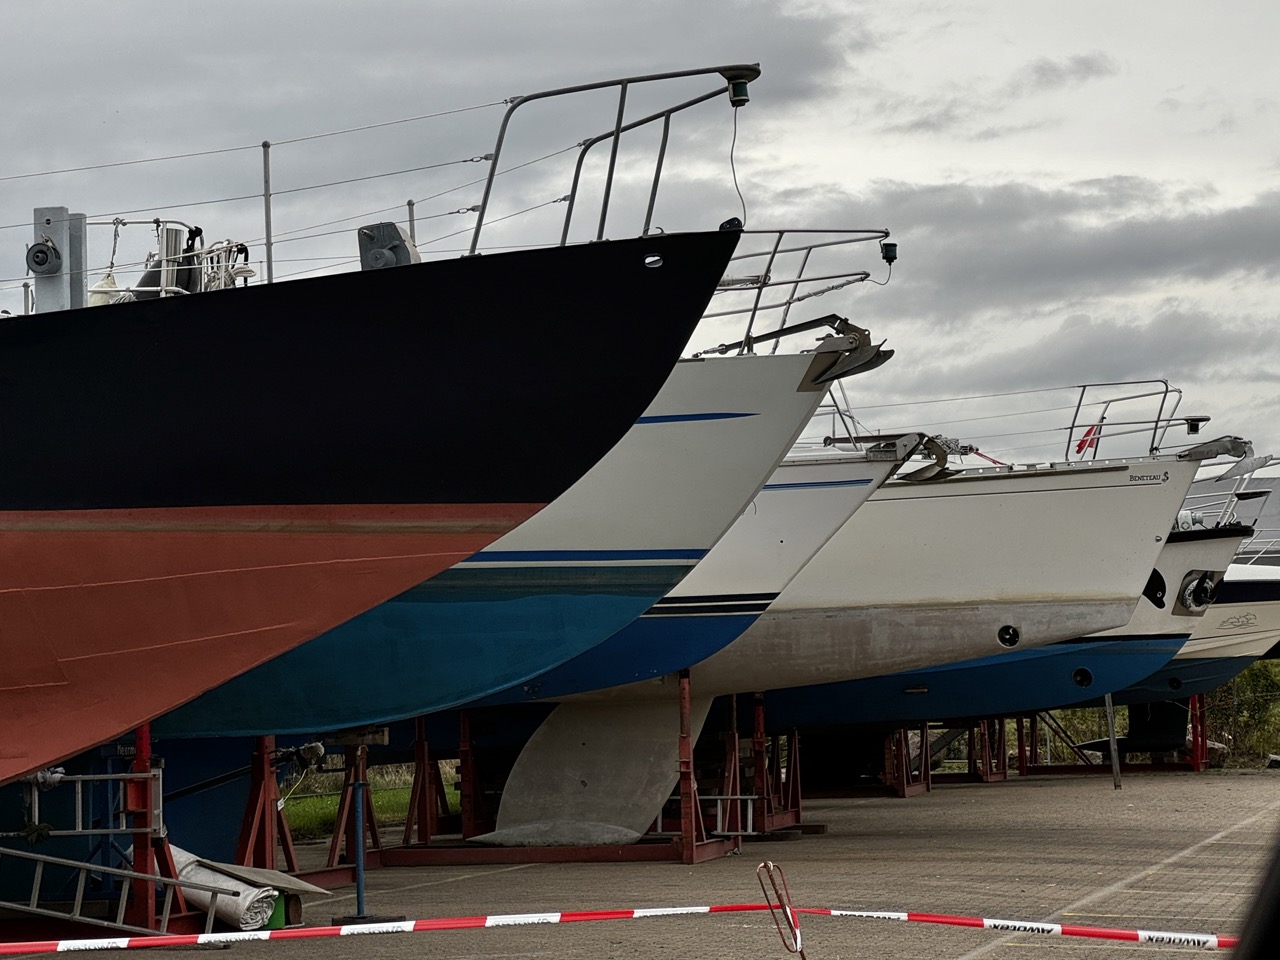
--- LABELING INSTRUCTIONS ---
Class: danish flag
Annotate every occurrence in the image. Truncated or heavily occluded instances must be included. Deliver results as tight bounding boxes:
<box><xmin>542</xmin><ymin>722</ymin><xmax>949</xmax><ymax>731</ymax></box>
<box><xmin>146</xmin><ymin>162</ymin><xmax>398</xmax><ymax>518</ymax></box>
<box><xmin>1075</xmin><ymin>422</ymin><xmax>1102</xmax><ymax>455</ymax></box>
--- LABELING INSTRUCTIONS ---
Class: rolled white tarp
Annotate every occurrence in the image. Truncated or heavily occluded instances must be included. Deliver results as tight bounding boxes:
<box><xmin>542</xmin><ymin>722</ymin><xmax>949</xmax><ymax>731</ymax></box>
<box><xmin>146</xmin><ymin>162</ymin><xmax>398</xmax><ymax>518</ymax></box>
<box><xmin>168</xmin><ymin>844</ymin><xmax>279</xmax><ymax>931</ymax></box>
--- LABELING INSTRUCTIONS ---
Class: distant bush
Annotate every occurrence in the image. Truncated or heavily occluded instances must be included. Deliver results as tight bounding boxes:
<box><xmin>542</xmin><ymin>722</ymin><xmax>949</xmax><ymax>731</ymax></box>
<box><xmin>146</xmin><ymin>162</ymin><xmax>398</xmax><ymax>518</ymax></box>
<box><xmin>1022</xmin><ymin>662</ymin><xmax>1280</xmax><ymax>767</ymax></box>
<box><xmin>1205</xmin><ymin>661</ymin><xmax>1280</xmax><ymax>763</ymax></box>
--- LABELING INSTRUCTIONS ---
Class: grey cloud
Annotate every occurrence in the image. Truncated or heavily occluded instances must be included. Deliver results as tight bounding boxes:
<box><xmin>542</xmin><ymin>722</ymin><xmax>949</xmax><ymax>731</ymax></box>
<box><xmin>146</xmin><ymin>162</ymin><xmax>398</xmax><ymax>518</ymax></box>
<box><xmin>820</xmin><ymin>180</ymin><xmax>1280</xmax><ymax>327</ymax></box>
<box><xmin>1</xmin><ymin>0</ymin><xmax>850</xmax><ymax>298</ymax></box>
<box><xmin>967</xmin><ymin>119</ymin><xmax>1057</xmax><ymax>141</ymax></box>
<box><xmin>829</xmin><ymin>301</ymin><xmax>1280</xmax><ymax>459</ymax></box>
<box><xmin>866</xmin><ymin>51</ymin><xmax>1118</xmax><ymax>141</ymax></box>
<box><xmin>1004</xmin><ymin>52</ymin><xmax>1120</xmax><ymax>97</ymax></box>
<box><xmin>719</xmin><ymin>171</ymin><xmax>1280</xmax><ymax>451</ymax></box>
<box><xmin>877</xmin><ymin>96</ymin><xmax>978</xmax><ymax>136</ymax></box>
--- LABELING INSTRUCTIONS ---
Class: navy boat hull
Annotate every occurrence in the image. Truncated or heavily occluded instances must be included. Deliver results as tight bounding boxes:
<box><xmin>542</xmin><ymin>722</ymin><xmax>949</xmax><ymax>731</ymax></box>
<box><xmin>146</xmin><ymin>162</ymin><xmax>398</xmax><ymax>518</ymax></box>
<box><xmin>760</xmin><ymin>635</ymin><xmax>1187</xmax><ymax>729</ymax></box>
<box><xmin>0</xmin><ymin>229</ymin><xmax>738</xmax><ymax>783</ymax></box>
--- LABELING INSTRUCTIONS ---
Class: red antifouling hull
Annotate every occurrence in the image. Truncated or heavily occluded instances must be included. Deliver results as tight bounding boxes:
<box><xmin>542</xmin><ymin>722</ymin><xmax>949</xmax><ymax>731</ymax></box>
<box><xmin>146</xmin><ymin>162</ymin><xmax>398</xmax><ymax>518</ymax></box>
<box><xmin>0</xmin><ymin>503</ymin><xmax>538</xmax><ymax>783</ymax></box>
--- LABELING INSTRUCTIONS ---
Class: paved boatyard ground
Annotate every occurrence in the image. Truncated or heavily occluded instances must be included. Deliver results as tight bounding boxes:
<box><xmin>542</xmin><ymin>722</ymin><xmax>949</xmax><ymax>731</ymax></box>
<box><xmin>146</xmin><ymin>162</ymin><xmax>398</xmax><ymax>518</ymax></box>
<box><xmin>259</xmin><ymin>771</ymin><xmax>1279</xmax><ymax>959</ymax></box>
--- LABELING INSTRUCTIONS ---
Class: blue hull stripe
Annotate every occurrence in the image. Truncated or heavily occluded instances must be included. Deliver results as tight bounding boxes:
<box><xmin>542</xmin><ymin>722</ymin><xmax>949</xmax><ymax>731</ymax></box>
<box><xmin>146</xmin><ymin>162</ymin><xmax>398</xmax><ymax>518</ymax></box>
<box><xmin>461</xmin><ymin>548</ymin><xmax>707</xmax><ymax>563</ymax></box>
<box><xmin>636</xmin><ymin>412</ymin><xmax>757</xmax><ymax>424</ymax></box>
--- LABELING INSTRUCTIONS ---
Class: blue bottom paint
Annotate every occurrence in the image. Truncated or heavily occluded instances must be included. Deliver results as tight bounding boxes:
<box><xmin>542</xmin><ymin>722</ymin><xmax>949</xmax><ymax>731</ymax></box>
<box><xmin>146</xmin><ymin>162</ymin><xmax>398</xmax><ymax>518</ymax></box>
<box><xmin>762</xmin><ymin>637</ymin><xmax>1187</xmax><ymax>728</ymax></box>
<box><xmin>473</xmin><ymin>613</ymin><xmax>761</xmax><ymax>705</ymax></box>
<box><xmin>155</xmin><ymin>564</ymin><xmax>689</xmax><ymax>738</ymax></box>
<box><xmin>1093</xmin><ymin>654</ymin><xmax>1261</xmax><ymax>706</ymax></box>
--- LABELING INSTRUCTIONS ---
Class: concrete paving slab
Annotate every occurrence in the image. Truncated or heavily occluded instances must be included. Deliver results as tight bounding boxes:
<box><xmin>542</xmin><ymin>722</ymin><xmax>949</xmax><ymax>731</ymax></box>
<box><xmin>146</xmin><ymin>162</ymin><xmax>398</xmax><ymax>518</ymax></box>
<box><xmin>243</xmin><ymin>770</ymin><xmax>1279</xmax><ymax>959</ymax></box>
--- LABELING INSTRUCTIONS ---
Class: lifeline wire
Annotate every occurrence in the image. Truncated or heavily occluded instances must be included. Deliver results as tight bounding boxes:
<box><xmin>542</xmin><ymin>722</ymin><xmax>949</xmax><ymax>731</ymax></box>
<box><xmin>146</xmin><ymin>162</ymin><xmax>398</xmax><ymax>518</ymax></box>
<box><xmin>0</xmin><ymin>102</ymin><xmax>503</xmax><ymax>184</ymax></box>
<box><xmin>272</xmin><ymin>196</ymin><xmax>568</xmax><ymax>280</ymax></box>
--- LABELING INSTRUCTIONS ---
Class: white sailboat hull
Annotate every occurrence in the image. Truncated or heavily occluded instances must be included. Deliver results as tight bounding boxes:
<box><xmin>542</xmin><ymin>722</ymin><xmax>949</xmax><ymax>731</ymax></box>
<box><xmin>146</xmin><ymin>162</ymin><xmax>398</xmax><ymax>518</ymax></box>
<box><xmin>687</xmin><ymin>456</ymin><xmax>1202</xmax><ymax>695</ymax></box>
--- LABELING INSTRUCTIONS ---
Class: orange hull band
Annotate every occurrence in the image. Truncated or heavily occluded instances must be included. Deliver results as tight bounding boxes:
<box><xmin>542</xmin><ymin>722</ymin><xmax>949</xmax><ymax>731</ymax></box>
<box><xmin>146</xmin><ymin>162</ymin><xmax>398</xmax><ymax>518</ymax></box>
<box><xmin>0</xmin><ymin>503</ymin><xmax>539</xmax><ymax>783</ymax></box>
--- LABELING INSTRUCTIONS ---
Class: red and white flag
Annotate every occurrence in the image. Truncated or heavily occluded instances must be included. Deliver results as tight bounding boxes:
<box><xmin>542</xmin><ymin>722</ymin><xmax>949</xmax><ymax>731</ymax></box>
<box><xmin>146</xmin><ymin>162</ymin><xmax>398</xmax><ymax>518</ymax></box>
<box><xmin>1075</xmin><ymin>422</ymin><xmax>1102</xmax><ymax>455</ymax></box>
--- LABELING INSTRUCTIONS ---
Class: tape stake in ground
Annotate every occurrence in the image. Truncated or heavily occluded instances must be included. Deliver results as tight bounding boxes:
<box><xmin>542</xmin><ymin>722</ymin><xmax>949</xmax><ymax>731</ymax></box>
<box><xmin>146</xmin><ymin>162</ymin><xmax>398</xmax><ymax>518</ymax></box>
<box><xmin>757</xmin><ymin>861</ymin><xmax>805</xmax><ymax>959</ymax></box>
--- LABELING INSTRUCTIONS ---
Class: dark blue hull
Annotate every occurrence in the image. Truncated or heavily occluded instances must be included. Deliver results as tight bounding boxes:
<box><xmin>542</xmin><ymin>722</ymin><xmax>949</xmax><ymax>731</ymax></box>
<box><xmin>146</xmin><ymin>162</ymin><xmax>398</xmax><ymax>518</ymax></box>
<box><xmin>153</xmin><ymin>557</ymin><xmax>694</xmax><ymax>737</ymax></box>
<box><xmin>762</xmin><ymin>636</ymin><xmax>1187</xmax><ymax>728</ymax></box>
<box><xmin>472</xmin><ymin>608</ymin><xmax>765</xmax><ymax>705</ymax></box>
<box><xmin>1092</xmin><ymin>655</ymin><xmax>1260</xmax><ymax>705</ymax></box>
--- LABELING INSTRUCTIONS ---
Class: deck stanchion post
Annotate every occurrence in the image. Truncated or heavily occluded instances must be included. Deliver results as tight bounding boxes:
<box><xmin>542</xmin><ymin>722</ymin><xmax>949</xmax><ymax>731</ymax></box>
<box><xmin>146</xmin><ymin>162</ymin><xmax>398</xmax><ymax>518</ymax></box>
<box><xmin>261</xmin><ymin>141</ymin><xmax>273</xmax><ymax>283</ymax></box>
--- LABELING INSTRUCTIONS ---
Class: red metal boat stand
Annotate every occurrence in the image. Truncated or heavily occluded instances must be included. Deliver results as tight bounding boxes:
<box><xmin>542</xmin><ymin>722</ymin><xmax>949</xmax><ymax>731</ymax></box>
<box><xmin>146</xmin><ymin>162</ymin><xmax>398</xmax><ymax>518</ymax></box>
<box><xmin>379</xmin><ymin>671</ymin><xmax>741</xmax><ymax>867</ymax></box>
<box><xmin>326</xmin><ymin>745</ymin><xmax>383</xmax><ymax>869</ymax></box>
<box><xmin>123</xmin><ymin>724</ymin><xmax>189</xmax><ymax>931</ymax></box>
<box><xmin>671</xmin><ymin>671</ymin><xmax>743</xmax><ymax>861</ymax></box>
<box><xmin>881</xmin><ymin>724</ymin><xmax>931</xmax><ymax>798</ymax></box>
<box><xmin>1015</xmin><ymin>695</ymin><xmax>1211</xmax><ymax>775</ymax></box>
<box><xmin>930</xmin><ymin>719</ymin><xmax>1008</xmax><ymax>784</ymax></box>
<box><xmin>295</xmin><ymin>742</ymin><xmax>386</xmax><ymax>889</ymax></box>
<box><xmin>1188</xmin><ymin>695</ymin><xmax>1210</xmax><ymax>770</ymax></box>
<box><xmin>401</xmin><ymin>717</ymin><xmax>451</xmax><ymax>845</ymax></box>
<box><xmin>456</xmin><ymin>711</ymin><xmax>490</xmax><ymax>838</ymax></box>
<box><xmin>235</xmin><ymin>735</ymin><xmax>300</xmax><ymax>872</ymax></box>
<box><xmin>748</xmin><ymin>695</ymin><xmax>808</xmax><ymax>833</ymax></box>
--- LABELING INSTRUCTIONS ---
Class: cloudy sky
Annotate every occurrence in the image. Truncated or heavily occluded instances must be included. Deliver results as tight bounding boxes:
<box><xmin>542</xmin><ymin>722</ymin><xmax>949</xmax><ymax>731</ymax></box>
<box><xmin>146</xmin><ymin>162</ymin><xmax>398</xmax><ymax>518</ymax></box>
<box><xmin>3</xmin><ymin>1</ymin><xmax>1277</xmax><ymax>461</ymax></box>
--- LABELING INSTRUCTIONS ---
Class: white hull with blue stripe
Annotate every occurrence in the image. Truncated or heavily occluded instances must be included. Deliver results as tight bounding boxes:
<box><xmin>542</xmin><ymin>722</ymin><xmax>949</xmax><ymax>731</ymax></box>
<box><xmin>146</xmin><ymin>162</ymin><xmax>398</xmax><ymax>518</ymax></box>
<box><xmin>692</xmin><ymin>455</ymin><xmax>1205</xmax><ymax>695</ymax></box>
<box><xmin>153</xmin><ymin>352</ymin><xmax>844</xmax><ymax>738</ymax></box>
<box><xmin>761</xmin><ymin>523</ymin><xmax>1252</xmax><ymax>727</ymax></box>
<box><xmin>475</xmin><ymin>444</ymin><xmax>918</xmax><ymax>845</ymax></box>
<box><xmin>484</xmin><ymin>453</ymin><xmax>1211</xmax><ymax>846</ymax></box>
<box><xmin>472</xmin><ymin>444</ymin><xmax>917</xmax><ymax>704</ymax></box>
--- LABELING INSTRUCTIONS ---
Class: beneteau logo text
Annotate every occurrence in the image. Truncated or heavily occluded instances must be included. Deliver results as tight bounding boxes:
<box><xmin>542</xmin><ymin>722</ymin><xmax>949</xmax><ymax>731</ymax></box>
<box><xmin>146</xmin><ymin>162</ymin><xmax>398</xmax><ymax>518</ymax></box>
<box><xmin>1129</xmin><ymin>471</ymin><xmax>1169</xmax><ymax>483</ymax></box>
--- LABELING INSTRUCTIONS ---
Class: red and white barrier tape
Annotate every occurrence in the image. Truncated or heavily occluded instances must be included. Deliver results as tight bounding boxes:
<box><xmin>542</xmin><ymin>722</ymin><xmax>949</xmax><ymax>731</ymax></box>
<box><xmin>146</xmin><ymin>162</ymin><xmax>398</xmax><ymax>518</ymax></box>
<box><xmin>803</xmin><ymin>908</ymin><xmax>1237</xmax><ymax>950</ymax></box>
<box><xmin>0</xmin><ymin>906</ymin><xmax>762</xmax><ymax>955</ymax></box>
<box><xmin>0</xmin><ymin>903</ymin><xmax>1236</xmax><ymax>954</ymax></box>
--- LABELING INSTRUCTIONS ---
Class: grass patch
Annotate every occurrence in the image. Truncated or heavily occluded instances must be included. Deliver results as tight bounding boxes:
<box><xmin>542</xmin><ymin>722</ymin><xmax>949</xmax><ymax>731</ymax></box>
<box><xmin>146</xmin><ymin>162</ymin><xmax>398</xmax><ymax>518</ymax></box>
<box><xmin>283</xmin><ymin>783</ymin><xmax>461</xmax><ymax>841</ymax></box>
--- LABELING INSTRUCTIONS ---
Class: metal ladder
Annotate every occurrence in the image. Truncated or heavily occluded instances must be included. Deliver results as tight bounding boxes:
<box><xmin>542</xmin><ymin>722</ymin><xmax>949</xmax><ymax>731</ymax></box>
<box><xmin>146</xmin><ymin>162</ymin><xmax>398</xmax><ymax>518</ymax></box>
<box><xmin>0</xmin><ymin>845</ymin><xmax>239</xmax><ymax>935</ymax></box>
<box><xmin>1</xmin><ymin>768</ymin><xmax>239</xmax><ymax>935</ymax></box>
